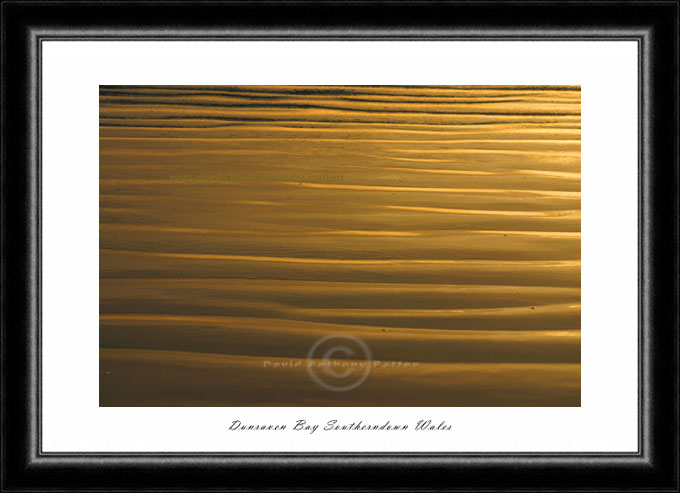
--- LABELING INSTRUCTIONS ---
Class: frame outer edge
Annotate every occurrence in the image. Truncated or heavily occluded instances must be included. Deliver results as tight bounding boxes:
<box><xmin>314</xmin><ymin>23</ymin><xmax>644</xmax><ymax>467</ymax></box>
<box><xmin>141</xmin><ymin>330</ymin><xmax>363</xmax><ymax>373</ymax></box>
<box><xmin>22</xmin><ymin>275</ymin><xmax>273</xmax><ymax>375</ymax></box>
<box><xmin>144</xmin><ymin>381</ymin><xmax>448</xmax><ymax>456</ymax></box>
<box><xmin>1</xmin><ymin>1</ymin><xmax>678</xmax><ymax>491</ymax></box>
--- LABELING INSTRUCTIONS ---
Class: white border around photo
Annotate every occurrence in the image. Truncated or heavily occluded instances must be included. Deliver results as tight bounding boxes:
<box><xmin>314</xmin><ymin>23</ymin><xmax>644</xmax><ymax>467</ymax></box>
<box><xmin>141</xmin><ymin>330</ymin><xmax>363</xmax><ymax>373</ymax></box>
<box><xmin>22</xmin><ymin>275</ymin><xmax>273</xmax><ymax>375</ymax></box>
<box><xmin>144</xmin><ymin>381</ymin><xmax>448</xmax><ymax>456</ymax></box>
<box><xmin>41</xmin><ymin>40</ymin><xmax>638</xmax><ymax>453</ymax></box>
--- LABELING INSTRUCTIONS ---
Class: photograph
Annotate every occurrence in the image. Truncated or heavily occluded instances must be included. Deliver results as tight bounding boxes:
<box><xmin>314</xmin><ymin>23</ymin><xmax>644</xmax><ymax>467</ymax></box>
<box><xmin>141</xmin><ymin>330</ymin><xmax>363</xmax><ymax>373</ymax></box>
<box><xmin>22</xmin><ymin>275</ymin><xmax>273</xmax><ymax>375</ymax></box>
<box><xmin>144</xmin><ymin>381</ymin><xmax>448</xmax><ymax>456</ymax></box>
<box><xmin>99</xmin><ymin>85</ymin><xmax>581</xmax><ymax>407</ymax></box>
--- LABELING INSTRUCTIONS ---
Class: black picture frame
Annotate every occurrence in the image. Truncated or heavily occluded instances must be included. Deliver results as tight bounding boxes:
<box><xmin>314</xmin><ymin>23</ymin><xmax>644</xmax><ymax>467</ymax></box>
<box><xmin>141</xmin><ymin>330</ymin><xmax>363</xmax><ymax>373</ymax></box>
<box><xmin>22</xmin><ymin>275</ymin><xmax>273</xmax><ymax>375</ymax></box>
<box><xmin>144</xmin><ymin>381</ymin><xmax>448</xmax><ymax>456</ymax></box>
<box><xmin>2</xmin><ymin>1</ymin><xmax>678</xmax><ymax>491</ymax></box>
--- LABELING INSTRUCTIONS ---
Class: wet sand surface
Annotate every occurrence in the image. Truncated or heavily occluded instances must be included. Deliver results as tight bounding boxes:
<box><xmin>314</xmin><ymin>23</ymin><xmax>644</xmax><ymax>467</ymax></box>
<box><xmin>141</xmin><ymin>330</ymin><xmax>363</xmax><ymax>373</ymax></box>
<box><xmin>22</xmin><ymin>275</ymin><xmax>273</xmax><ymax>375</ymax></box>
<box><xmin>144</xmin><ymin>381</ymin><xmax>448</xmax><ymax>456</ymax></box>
<box><xmin>99</xmin><ymin>86</ymin><xmax>580</xmax><ymax>406</ymax></box>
